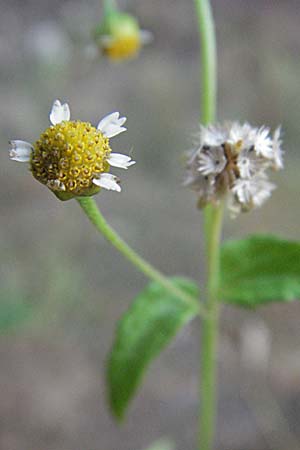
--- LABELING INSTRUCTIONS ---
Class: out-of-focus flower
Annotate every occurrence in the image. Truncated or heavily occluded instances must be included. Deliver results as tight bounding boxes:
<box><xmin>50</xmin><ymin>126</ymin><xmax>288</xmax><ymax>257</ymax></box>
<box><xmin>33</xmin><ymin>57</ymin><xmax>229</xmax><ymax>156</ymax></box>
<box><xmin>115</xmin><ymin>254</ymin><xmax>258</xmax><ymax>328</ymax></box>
<box><xmin>24</xmin><ymin>21</ymin><xmax>72</xmax><ymax>67</ymax></box>
<box><xmin>9</xmin><ymin>99</ymin><xmax>135</xmax><ymax>200</ymax></box>
<box><xmin>184</xmin><ymin>122</ymin><xmax>283</xmax><ymax>216</ymax></box>
<box><xmin>93</xmin><ymin>0</ymin><xmax>152</xmax><ymax>62</ymax></box>
<box><xmin>240</xmin><ymin>318</ymin><xmax>271</xmax><ymax>373</ymax></box>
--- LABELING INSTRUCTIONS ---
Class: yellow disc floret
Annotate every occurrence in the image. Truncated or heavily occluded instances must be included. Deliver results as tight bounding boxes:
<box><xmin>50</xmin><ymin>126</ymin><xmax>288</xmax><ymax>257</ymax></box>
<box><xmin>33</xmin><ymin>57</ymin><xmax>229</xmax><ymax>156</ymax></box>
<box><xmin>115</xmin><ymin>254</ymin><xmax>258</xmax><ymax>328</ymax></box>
<box><xmin>103</xmin><ymin>34</ymin><xmax>141</xmax><ymax>61</ymax></box>
<box><xmin>31</xmin><ymin>121</ymin><xmax>111</xmax><ymax>200</ymax></box>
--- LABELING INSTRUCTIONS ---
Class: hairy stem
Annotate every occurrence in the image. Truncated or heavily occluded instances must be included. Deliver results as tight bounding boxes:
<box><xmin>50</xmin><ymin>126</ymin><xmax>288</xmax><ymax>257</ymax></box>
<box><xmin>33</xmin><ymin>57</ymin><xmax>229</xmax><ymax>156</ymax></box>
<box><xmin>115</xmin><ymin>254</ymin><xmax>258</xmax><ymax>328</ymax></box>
<box><xmin>194</xmin><ymin>0</ymin><xmax>217</xmax><ymax>125</ymax></box>
<box><xmin>194</xmin><ymin>0</ymin><xmax>219</xmax><ymax>449</ymax></box>
<box><xmin>200</xmin><ymin>203</ymin><xmax>223</xmax><ymax>450</ymax></box>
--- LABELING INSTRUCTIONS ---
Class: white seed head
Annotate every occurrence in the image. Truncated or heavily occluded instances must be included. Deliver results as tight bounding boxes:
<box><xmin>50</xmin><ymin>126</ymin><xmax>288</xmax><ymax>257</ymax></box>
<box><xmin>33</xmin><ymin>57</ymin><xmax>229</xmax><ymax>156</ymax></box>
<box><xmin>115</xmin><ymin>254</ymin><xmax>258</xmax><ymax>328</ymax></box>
<box><xmin>184</xmin><ymin>121</ymin><xmax>283</xmax><ymax>216</ymax></box>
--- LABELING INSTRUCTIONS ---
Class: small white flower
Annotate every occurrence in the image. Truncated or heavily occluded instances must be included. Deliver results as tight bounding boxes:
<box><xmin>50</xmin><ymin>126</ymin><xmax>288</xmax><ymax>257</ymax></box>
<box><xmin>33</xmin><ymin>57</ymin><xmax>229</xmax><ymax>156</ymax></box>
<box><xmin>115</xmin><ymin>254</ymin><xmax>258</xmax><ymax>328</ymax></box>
<box><xmin>237</xmin><ymin>147</ymin><xmax>268</xmax><ymax>179</ymax></box>
<box><xmin>9</xmin><ymin>140</ymin><xmax>33</xmax><ymax>162</ymax></box>
<box><xmin>232</xmin><ymin>179</ymin><xmax>252</xmax><ymax>204</ymax></box>
<box><xmin>253</xmin><ymin>126</ymin><xmax>273</xmax><ymax>158</ymax></box>
<box><xmin>251</xmin><ymin>177</ymin><xmax>276</xmax><ymax>207</ymax></box>
<box><xmin>272</xmin><ymin>127</ymin><xmax>284</xmax><ymax>170</ymax></box>
<box><xmin>228</xmin><ymin>122</ymin><xmax>255</xmax><ymax>148</ymax></box>
<box><xmin>198</xmin><ymin>146</ymin><xmax>227</xmax><ymax>176</ymax></box>
<box><xmin>97</xmin><ymin>112</ymin><xmax>127</xmax><ymax>138</ymax></box>
<box><xmin>232</xmin><ymin>175</ymin><xmax>275</xmax><ymax>207</ymax></box>
<box><xmin>200</xmin><ymin>125</ymin><xmax>227</xmax><ymax>147</ymax></box>
<box><xmin>93</xmin><ymin>173</ymin><xmax>121</xmax><ymax>192</ymax></box>
<box><xmin>108</xmin><ymin>153</ymin><xmax>135</xmax><ymax>169</ymax></box>
<box><xmin>49</xmin><ymin>99</ymin><xmax>71</xmax><ymax>125</ymax></box>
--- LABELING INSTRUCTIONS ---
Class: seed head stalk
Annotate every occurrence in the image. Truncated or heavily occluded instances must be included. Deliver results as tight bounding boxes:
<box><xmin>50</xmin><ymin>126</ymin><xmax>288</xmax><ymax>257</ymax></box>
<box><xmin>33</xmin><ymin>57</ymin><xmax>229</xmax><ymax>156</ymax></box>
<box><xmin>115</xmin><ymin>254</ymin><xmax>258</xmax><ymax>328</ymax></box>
<box><xmin>194</xmin><ymin>1</ymin><xmax>223</xmax><ymax>450</ymax></box>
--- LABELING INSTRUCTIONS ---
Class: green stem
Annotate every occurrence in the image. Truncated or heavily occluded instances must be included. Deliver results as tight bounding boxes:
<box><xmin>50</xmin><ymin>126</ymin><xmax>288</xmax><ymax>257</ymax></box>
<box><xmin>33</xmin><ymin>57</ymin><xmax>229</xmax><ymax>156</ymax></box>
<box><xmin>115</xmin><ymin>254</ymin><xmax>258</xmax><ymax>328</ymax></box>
<box><xmin>194</xmin><ymin>1</ymin><xmax>219</xmax><ymax>449</ymax></box>
<box><xmin>194</xmin><ymin>0</ymin><xmax>218</xmax><ymax>238</ymax></box>
<box><xmin>77</xmin><ymin>197</ymin><xmax>206</xmax><ymax>317</ymax></box>
<box><xmin>194</xmin><ymin>0</ymin><xmax>217</xmax><ymax>125</ymax></box>
<box><xmin>103</xmin><ymin>0</ymin><xmax>118</xmax><ymax>16</ymax></box>
<box><xmin>200</xmin><ymin>203</ymin><xmax>223</xmax><ymax>450</ymax></box>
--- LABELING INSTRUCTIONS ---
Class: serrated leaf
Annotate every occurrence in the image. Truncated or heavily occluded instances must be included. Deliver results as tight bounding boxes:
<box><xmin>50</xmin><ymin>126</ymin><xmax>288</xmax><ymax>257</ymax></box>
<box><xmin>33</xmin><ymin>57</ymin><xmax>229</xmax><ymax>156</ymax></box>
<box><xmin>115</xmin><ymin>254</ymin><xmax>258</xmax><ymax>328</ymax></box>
<box><xmin>107</xmin><ymin>277</ymin><xmax>199</xmax><ymax>419</ymax></box>
<box><xmin>220</xmin><ymin>235</ymin><xmax>300</xmax><ymax>307</ymax></box>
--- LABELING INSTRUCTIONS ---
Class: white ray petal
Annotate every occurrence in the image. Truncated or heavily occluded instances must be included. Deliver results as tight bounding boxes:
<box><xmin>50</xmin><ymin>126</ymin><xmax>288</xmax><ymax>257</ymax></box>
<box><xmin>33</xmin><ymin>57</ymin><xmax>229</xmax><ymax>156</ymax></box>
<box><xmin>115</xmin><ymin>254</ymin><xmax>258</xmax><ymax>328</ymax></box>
<box><xmin>97</xmin><ymin>112</ymin><xmax>127</xmax><ymax>138</ymax></box>
<box><xmin>108</xmin><ymin>153</ymin><xmax>136</xmax><ymax>169</ymax></box>
<box><xmin>9</xmin><ymin>140</ymin><xmax>33</xmax><ymax>162</ymax></box>
<box><xmin>99</xmin><ymin>35</ymin><xmax>114</xmax><ymax>47</ymax></box>
<box><xmin>50</xmin><ymin>99</ymin><xmax>71</xmax><ymax>125</ymax></box>
<box><xmin>140</xmin><ymin>30</ymin><xmax>154</xmax><ymax>45</ymax></box>
<box><xmin>272</xmin><ymin>127</ymin><xmax>284</xmax><ymax>170</ymax></box>
<box><xmin>93</xmin><ymin>173</ymin><xmax>121</xmax><ymax>192</ymax></box>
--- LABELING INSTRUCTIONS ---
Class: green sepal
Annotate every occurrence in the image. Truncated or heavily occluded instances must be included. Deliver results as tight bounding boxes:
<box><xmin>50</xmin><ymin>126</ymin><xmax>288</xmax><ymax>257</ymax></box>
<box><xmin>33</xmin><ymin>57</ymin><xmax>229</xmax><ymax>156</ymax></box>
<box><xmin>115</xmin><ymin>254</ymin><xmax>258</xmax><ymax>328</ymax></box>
<box><xmin>220</xmin><ymin>235</ymin><xmax>300</xmax><ymax>307</ymax></box>
<box><xmin>106</xmin><ymin>277</ymin><xmax>199</xmax><ymax>420</ymax></box>
<box><xmin>93</xmin><ymin>9</ymin><xmax>139</xmax><ymax>41</ymax></box>
<box><xmin>53</xmin><ymin>185</ymin><xmax>101</xmax><ymax>201</ymax></box>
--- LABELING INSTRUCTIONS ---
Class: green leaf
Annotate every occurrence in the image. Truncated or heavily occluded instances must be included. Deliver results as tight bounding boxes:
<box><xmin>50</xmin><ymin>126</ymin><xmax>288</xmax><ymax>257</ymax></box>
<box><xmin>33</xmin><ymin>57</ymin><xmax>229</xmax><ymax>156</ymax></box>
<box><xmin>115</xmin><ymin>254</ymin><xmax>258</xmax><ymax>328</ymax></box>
<box><xmin>220</xmin><ymin>235</ymin><xmax>300</xmax><ymax>307</ymax></box>
<box><xmin>107</xmin><ymin>277</ymin><xmax>199</xmax><ymax>420</ymax></box>
<box><xmin>0</xmin><ymin>288</ymin><xmax>32</xmax><ymax>334</ymax></box>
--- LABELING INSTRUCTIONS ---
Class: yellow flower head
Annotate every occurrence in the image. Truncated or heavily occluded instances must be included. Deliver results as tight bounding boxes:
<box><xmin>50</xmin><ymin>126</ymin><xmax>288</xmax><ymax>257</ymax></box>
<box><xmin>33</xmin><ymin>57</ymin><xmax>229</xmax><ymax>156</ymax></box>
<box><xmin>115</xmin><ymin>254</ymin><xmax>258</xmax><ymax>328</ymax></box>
<box><xmin>93</xmin><ymin>7</ymin><xmax>152</xmax><ymax>62</ymax></box>
<box><xmin>9</xmin><ymin>100</ymin><xmax>135</xmax><ymax>200</ymax></box>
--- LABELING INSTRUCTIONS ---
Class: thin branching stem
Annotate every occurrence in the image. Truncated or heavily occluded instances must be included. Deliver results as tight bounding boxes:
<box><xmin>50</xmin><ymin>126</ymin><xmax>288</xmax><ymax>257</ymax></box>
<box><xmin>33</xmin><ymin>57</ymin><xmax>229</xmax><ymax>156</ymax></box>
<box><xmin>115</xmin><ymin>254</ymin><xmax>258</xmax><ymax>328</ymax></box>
<box><xmin>77</xmin><ymin>196</ymin><xmax>207</xmax><ymax>318</ymax></box>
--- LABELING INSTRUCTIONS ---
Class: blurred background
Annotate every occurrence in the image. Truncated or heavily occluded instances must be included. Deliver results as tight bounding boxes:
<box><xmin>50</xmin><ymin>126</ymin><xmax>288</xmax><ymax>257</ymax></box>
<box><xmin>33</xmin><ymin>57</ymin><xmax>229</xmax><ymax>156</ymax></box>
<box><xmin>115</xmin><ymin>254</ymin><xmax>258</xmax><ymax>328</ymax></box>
<box><xmin>1</xmin><ymin>0</ymin><xmax>300</xmax><ymax>449</ymax></box>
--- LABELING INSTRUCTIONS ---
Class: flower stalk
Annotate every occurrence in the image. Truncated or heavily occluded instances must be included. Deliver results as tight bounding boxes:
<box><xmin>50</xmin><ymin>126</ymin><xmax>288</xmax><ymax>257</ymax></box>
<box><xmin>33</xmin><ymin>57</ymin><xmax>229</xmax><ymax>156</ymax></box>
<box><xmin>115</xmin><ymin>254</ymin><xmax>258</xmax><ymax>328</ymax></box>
<box><xmin>194</xmin><ymin>0</ymin><xmax>217</xmax><ymax>126</ymax></box>
<box><xmin>194</xmin><ymin>0</ymin><xmax>220</xmax><ymax>449</ymax></box>
<box><xmin>77</xmin><ymin>196</ymin><xmax>207</xmax><ymax>317</ymax></box>
<box><xmin>103</xmin><ymin>0</ymin><xmax>118</xmax><ymax>16</ymax></box>
<box><xmin>200</xmin><ymin>202</ymin><xmax>223</xmax><ymax>450</ymax></box>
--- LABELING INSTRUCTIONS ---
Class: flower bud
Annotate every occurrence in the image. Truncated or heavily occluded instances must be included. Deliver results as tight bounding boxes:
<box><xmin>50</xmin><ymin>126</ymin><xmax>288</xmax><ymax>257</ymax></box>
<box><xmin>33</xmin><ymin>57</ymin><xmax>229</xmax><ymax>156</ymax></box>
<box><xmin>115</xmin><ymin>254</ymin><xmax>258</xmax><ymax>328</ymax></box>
<box><xmin>93</xmin><ymin>1</ymin><xmax>152</xmax><ymax>61</ymax></box>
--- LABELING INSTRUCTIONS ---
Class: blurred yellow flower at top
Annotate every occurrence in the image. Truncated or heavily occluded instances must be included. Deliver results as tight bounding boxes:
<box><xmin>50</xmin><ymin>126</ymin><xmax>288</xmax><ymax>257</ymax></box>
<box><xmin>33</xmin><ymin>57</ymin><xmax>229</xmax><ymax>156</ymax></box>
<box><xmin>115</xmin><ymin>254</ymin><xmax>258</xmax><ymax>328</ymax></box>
<box><xmin>93</xmin><ymin>0</ymin><xmax>152</xmax><ymax>62</ymax></box>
